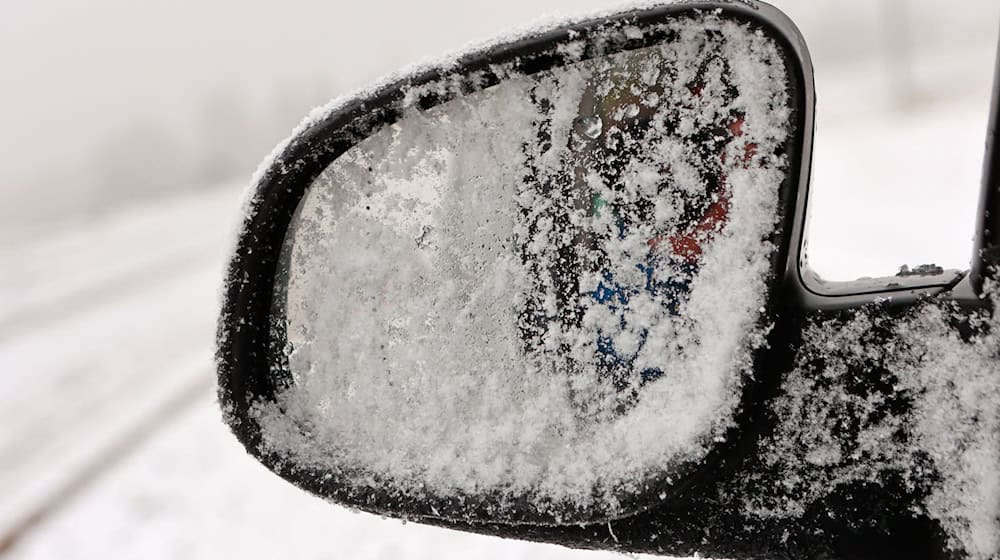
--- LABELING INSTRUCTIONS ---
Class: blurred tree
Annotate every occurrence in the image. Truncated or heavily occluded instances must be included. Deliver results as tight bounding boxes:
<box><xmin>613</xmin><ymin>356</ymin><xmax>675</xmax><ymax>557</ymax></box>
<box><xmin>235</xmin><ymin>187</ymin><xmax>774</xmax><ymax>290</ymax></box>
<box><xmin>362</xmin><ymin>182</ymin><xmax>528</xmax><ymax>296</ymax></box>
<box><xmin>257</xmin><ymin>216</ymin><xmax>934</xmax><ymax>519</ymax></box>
<box><xmin>195</xmin><ymin>91</ymin><xmax>257</xmax><ymax>184</ymax></box>
<box><xmin>91</xmin><ymin>122</ymin><xmax>191</xmax><ymax>207</ymax></box>
<box><xmin>879</xmin><ymin>0</ymin><xmax>917</xmax><ymax>110</ymax></box>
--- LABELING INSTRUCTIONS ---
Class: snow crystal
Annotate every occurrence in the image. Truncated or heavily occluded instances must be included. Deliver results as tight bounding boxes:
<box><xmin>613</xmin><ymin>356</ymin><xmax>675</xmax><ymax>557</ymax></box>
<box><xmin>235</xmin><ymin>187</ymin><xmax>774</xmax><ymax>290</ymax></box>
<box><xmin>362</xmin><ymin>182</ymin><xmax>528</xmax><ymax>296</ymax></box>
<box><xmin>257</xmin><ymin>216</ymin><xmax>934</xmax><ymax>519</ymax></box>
<box><xmin>251</xmin><ymin>14</ymin><xmax>791</xmax><ymax>521</ymax></box>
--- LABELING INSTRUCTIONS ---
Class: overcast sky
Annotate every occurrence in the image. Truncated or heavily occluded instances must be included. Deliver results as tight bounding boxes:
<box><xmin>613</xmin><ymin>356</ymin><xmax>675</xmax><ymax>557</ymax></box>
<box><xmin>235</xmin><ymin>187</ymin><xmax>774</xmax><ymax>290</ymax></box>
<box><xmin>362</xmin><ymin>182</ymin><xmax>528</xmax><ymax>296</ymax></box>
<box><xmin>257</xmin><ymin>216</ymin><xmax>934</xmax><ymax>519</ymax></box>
<box><xmin>2</xmin><ymin>0</ymin><xmax>995</xmax><ymax>191</ymax></box>
<box><xmin>1</xmin><ymin>0</ymin><xmax>624</xmax><ymax>194</ymax></box>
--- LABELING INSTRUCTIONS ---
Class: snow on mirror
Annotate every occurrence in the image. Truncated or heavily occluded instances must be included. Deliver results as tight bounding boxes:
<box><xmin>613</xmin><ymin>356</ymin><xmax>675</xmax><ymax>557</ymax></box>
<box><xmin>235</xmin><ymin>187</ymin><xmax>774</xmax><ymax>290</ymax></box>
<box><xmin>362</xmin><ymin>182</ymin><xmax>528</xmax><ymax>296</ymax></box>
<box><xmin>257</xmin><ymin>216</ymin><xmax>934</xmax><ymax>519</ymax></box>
<box><xmin>256</xmin><ymin>17</ymin><xmax>792</xmax><ymax>523</ymax></box>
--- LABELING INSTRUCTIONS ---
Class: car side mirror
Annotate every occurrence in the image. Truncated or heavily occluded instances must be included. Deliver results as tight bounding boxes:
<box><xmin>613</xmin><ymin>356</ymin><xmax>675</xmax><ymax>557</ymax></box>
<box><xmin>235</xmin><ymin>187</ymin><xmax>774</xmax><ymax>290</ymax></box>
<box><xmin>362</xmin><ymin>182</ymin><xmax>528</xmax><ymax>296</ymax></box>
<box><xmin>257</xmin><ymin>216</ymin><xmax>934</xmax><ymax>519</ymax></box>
<box><xmin>217</xmin><ymin>2</ymin><xmax>1000</xmax><ymax>558</ymax></box>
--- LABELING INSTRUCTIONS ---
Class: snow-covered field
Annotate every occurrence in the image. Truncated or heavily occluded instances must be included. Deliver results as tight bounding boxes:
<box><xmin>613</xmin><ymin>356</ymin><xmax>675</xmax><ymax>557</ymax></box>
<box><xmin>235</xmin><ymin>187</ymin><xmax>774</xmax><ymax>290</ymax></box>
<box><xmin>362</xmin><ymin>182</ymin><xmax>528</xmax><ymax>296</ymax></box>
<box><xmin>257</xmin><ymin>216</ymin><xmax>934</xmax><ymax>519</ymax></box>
<box><xmin>0</xmin><ymin>189</ymin><xmax>234</xmax><ymax>552</ymax></box>
<box><xmin>1</xmin><ymin>1</ymin><xmax>998</xmax><ymax>559</ymax></box>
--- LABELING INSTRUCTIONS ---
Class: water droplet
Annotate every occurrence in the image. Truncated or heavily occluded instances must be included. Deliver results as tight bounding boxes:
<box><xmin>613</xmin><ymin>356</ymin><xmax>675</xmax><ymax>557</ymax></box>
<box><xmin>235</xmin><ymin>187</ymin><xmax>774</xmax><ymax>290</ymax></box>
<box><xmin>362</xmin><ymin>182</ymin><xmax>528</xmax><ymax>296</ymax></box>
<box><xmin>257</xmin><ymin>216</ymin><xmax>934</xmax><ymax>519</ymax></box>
<box><xmin>625</xmin><ymin>104</ymin><xmax>640</xmax><ymax>118</ymax></box>
<box><xmin>574</xmin><ymin>115</ymin><xmax>603</xmax><ymax>139</ymax></box>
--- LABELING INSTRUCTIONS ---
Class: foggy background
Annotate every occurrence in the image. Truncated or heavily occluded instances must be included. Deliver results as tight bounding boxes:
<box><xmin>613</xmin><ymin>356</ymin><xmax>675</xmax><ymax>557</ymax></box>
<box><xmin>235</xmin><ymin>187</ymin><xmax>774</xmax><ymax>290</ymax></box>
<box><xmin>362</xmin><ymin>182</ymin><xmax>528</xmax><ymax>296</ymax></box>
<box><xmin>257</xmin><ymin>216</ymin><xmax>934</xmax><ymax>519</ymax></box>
<box><xmin>1</xmin><ymin>1</ymin><xmax>998</xmax><ymax>558</ymax></box>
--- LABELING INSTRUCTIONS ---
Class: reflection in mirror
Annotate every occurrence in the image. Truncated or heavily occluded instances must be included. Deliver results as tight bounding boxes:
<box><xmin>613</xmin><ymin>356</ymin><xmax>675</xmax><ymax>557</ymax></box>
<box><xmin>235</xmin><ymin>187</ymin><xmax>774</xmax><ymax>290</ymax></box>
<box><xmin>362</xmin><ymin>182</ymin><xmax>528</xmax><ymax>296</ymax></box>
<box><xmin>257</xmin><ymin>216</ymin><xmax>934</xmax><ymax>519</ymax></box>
<box><xmin>256</xmin><ymin>15</ymin><xmax>792</xmax><ymax>523</ymax></box>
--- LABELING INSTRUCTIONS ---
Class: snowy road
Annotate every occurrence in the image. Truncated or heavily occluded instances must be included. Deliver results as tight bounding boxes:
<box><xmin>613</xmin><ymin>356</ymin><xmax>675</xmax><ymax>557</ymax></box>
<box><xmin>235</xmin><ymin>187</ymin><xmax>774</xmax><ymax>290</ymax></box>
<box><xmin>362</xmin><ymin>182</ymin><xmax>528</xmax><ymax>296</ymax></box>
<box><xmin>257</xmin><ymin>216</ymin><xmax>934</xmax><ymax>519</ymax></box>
<box><xmin>0</xmin><ymin>188</ymin><xmax>237</xmax><ymax>552</ymax></box>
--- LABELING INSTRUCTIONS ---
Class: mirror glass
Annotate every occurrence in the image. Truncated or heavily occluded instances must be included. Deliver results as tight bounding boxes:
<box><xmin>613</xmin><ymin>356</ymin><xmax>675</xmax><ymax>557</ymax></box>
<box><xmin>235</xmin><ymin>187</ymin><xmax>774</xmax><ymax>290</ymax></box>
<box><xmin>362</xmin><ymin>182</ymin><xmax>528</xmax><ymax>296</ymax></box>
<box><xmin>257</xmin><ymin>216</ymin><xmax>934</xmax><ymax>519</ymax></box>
<box><xmin>257</xmin><ymin>15</ymin><xmax>793</xmax><ymax>522</ymax></box>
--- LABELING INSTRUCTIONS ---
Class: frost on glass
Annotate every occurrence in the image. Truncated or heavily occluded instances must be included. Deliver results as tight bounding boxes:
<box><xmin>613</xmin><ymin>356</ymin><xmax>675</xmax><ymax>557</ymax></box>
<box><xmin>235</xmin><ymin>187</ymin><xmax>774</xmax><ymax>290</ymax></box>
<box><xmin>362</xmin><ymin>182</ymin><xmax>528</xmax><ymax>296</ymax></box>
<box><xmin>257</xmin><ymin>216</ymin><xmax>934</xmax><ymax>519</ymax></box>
<box><xmin>253</xmin><ymin>16</ymin><xmax>791</xmax><ymax>521</ymax></box>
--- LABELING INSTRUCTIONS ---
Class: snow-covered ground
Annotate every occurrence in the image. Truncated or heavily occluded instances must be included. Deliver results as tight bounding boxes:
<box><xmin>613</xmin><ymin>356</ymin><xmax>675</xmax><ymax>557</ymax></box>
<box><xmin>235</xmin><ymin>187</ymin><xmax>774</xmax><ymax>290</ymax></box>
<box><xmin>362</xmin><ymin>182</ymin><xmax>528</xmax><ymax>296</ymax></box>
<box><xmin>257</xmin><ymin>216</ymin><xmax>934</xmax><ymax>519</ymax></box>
<box><xmin>2</xmin><ymin>2</ymin><xmax>999</xmax><ymax>559</ymax></box>
<box><xmin>0</xmin><ymin>188</ymin><xmax>236</xmax><ymax>549</ymax></box>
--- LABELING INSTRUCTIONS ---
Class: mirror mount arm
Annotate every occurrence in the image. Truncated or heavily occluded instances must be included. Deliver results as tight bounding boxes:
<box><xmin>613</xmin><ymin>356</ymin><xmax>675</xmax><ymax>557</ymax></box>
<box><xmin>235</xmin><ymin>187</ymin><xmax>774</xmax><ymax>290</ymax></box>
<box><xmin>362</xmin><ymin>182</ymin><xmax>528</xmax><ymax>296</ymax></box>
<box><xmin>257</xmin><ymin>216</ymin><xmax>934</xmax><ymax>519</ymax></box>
<box><xmin>971</xmin><ymin>23</ymin><xmax>1000</xmax><ymax>295</ymax></box>
<box><xmin>793</xmin><ymin>22</ymin><xmax>1000</xmax><ymax>312</ymax></box>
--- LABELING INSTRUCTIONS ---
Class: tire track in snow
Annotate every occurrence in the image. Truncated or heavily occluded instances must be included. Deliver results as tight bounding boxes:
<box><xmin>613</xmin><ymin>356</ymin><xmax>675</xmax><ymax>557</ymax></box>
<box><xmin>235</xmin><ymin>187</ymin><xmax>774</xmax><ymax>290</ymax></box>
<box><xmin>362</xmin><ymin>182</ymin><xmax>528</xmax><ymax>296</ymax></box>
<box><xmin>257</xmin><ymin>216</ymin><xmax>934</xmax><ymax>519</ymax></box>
<box><xmin>0</xmin><ymin>368</ymin><xmax>213</xmax><ymax>554</ymax></box>
<box><xmin>0</xmin><ymin>243</ymin><xmax>220</xmax><ymax>341</ymax></box>
<box><xmin>0</xmin><ymin>264</ymin><xmax>222</xmax><ymax>545</ymax></box>
<box><xmin>0</xmin><ymin>187</ymin><xmax>239</xmax><ymax>553</ymax></box>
